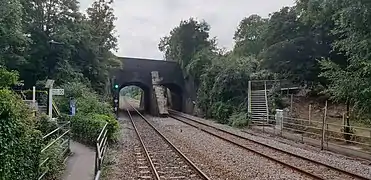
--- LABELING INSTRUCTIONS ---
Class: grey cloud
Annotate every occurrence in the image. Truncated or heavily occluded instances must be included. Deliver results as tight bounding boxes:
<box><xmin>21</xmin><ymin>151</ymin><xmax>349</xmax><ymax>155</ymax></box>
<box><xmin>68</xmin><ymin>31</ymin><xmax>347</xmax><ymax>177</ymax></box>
<box><xmin>79</xmin><ymin>0</ymin><xmax>295</xmax><ymax>59</ymax></box>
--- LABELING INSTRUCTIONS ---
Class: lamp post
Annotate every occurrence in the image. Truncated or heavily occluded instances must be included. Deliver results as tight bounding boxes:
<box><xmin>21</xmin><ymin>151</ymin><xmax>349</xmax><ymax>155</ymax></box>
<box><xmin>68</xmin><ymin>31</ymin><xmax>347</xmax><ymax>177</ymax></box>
<box><xmin>46</xmin><ymin>40</ymin><xmax>64</xmax><ymax>119</ymax></box>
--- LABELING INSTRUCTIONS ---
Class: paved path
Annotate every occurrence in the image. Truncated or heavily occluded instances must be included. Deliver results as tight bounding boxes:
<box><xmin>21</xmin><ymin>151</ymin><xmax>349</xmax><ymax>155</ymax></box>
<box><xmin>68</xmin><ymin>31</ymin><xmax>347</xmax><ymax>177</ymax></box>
<box><xmin>63</xmin><ymin>141</ymin><xmax>95</xmax><ymax>180</ymax></box>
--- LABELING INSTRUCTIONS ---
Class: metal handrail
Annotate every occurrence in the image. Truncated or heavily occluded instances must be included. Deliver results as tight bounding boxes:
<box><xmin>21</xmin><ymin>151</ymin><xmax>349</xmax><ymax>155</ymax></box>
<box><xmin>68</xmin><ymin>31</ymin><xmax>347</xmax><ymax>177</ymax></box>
<box><xmin>264</xmin><ymin>81</ymin><xmax>269</xmax><ymax>123</ymax></box>
<box><xmin>248</xmin><ymin>81</ymin><xmax>252</xmax><ymax>114</ymax></box>
<box><xmin>39</xmin><ymin>121</ymin><xmax>71</xmax><ymax>180</ymax></box>
<box><xmin>94</xmin><ymin>123</ymin><xmax>109</xmax><ymax>180</ymax></box>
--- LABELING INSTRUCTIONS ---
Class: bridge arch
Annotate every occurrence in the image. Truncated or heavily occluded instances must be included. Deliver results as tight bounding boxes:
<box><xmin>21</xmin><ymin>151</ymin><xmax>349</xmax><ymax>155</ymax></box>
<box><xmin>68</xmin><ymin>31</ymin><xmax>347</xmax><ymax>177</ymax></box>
<box><xmin>111</xmin><ymin>57</ymin><xmax>196</xmax><ymax>115</ymax></box>
<box><xmin>118</xmin><ymin>82</ymin><xmax>151</xmax><ymax>112</ymax></box>
<box><xmin>162</xmin><ymin>83</ymin><xmax>183</xmax><ymax>111</ymax></box>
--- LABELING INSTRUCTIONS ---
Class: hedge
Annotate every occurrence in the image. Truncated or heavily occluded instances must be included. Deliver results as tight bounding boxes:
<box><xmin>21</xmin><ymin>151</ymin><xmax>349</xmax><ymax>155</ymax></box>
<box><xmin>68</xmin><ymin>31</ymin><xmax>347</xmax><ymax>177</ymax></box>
<box><xmin>0</xmin><ymin>89</ymin><xmax>43</xmax><ymax>180</ymax></box>
<box><xmin>69</xmin><ymin>113</ymin><xmax>119</xmax><ymax>146</ymax></box>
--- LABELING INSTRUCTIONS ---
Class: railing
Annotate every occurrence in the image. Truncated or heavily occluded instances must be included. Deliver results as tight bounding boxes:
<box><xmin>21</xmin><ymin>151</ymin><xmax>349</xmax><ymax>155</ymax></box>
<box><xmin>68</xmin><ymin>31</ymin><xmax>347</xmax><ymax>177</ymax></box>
<box><xmin>250</xmin><ymin>80</ymin><xmax>298</xmax><ymax>92</ymax></box>
<box><xmin>250</xmin><ymin>112</ymin><xmax>371</xmax><ymax>159</ymax></box>
<box><xmin>264</xmin><ymin>81</ymin><xmax>269</xmax><ymax>123</ymax></box>
<box><xmin>248</xmin><ymin>81</ymin><xmax>252</xmax><ymax>114</ymax></box>
<box><xmin>94</xmin><ymin>123</ymin><xmax>109</xmax><ymax>180</ymax></box>
<box><xmin>38</xmin><ymin>121</ymin><xmax>71</xmax><ymax>180</ymax></box>
<box><xmin>52</xmin><ymin>100</ymin><xmax>61</xmax><ymax>117</ymax></box>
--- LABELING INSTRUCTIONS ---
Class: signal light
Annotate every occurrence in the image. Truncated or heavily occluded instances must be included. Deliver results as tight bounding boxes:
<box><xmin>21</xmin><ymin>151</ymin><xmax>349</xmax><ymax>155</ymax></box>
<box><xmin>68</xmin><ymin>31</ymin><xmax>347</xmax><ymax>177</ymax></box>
<box><xmin>114</xmin><ymin>84</ymin><xmax>119</xmax><ymax>89</ymax></box>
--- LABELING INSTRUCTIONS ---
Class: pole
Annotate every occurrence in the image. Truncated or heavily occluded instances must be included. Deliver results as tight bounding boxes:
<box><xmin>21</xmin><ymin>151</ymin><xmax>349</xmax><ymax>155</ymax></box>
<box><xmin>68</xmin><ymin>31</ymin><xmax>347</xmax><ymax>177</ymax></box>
<box><xmin>32</xmin><ymin>86</ymin><xmax>36</xmax><ymax>116</ymax></box>
<box><xmin>48</xmin><ymin>86</ymin><xmax>53</xmax><ymax>119</ymax></box>
<box><xmin>321</xmin><ymin>100</ymin><xmax>328</xmax><ymax>150</ymax></box>
<box><xmin>308</xmin><ymin>104</ymin><xmax>312</xmax><ymax>125</ymax></box>
<box><xmin>290</xmin><ymin>94</ymin><xmax>293</xmax><ymax>116</ymax></box>
<box><xmin>345</xmin><ymin>100</ymin><xmax>351</xmax><ymax>143</ymax></box>
<box><xmin>32</xmin><ymin>86</ymin><xmax>36</xmax><ymax>105</ymax></box>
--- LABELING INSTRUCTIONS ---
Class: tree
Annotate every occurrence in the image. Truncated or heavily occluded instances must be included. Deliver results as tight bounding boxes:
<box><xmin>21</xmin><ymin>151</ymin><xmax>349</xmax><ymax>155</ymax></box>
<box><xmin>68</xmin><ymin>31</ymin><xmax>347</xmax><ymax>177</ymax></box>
<box><xmin>19</xmin><ymin>0</ymin><xmax>83</xmax><ymax>87</ymax></box>
<box><xmin>159</xmin><ymin>18</ymin><xmax>215</xmax><ymax>69</ymax></box>
<box><xmin>233</xmin><ymin>15</ymin><xmax>267</xmax><ymax>57</ymax></box>
<box><xmin>320</xmin><ymin>0</ymin><xmax>371</xmax><ymax>118</ymax></box>
<box><xmin>0</xmin><ymin>0</ymin><xmax>28</xmax><ymax>70</ymax></box>
<box><xmin>83</xmin><ymin>0</ymin><xmax>119</xmax><ymax>94</ymax></box>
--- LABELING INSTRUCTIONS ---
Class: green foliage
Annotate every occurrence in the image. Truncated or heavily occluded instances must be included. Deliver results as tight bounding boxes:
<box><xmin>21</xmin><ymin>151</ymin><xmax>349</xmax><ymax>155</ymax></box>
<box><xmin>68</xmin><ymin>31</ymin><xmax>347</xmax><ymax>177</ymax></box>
<box><xmin>55</xmin><ymin>81</ymin><xmax>119</xmax><ymax>145</ymax></box>
<box><xmin>55</xmin><ymin>82</ymin><xmax>112</xmax><ymax>115</ymax></box>
<box><xmin>39</xmin><ymin>140</ymin><xmax>65</xmax><ymax>180</ymax></box>
<box><xmin>0</xmin><ymin>89</ymin><xmax>42</xmax><ymax>180</ymax></box>
<box><xmin>36</xmin><ymin>114</ymin><xmax>58</xmax><ymax>135</ymax></box>
<box><xmin>210</xmin><ymin>102</ymin><xmax>234</xmax><ymax>124</ymax></box>
<box><xmin>159</xmin><ymin>18</ymin><xmax>215</xmax><ymax>69</ymax></box>
<box><xmin>318</xmin><ymin>0</ymin><xmax>371</xmax><ymax>118</ymax></box>
<box><xmin>0</xmin><ymin>0</ymin><xmax>28</xmax><ymax>69</ymax></box>
<box><xmin>160</xmin><ymin>0</ymin><xmax>371</xmax><ymax>124</ymax></box>
<box><xmin>70</xmin><ymin>113</ymin><xmax>118</xmax><ymax>145</ymax></box>
<box><xmin>234</xmin><ymin>15</ymin><xmax>267</xmax><ymax>57</ymax></box>
<box><xmin>121</xmin><ymin>86</ymin><xmax>142</xmax><ymax>100</ymax></box>
<box><xmin>5</xmin><ymin>0</ymin><xmax>120</xmax><ymax>94</ymax></box>
<box><xmin>228</xmin><ymin>112</ymin><xmax>250</xmax><ymax>128</ymax></box>
<box><xmin>70</xmin><ymin>114</ymin><xmax>106</xmax><ymax>145</ymax></box>
<box><xmin>197</xmin><ymin>55</ymin><xmax>254</xmax><ymax>122</ymax></box>
<box><xmin>92</xmin><ymin>114</ymin><xmax>119</xmax><ymax>142</ymax></box>
<box><xmin>0</xmin><ymin>68</ymin><xmax>19</xmax><ymax>88</ymax></box>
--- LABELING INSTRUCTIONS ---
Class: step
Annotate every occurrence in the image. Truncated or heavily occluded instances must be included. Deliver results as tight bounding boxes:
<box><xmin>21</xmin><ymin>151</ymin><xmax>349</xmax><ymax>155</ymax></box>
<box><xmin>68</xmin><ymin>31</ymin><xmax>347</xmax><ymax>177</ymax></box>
<box><xmin>251</xmin><ymin>108</ymin><xmax>267</xmax><ymax>110</ymax></box>
<box><xmin>251</xmin><ymin>105</ymin><xmax>267</xmax><ymax>107</ymax></box>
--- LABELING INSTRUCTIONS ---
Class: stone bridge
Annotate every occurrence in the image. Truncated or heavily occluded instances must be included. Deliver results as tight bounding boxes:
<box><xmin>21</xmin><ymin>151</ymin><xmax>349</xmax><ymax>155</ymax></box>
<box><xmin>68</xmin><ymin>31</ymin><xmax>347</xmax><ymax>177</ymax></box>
<box><xmin>110</xmin><ymin>57</ymin><xmax>196</xmax><ymax>115</ymax></box>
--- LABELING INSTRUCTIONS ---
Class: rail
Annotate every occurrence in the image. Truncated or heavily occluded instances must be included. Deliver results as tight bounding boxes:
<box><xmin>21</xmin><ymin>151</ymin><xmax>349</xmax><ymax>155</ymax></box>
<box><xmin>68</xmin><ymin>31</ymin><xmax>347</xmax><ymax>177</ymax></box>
<box><xmin>169</xmin><ymin>110</ymin><xmax>369</xmax><ymax>180</ymax></box>
<box><xmin>126</xmin><ymin>100</ymin><xmax>211</xmax><ymax>180</ymax></box>
<box><xmin>94</xmin><ymin>123</ymin><xmax>109</xmax><ymax>180</ymax></box>
<box><xmin>38</xmin><ymin>121</ymin><xmax>71</xmax><ymax>180</ymax></box>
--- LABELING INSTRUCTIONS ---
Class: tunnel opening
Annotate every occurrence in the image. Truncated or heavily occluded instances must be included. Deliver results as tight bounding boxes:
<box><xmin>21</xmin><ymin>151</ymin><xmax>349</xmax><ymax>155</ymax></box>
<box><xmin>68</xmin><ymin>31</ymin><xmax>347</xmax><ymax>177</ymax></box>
<box><xmin>163</xmin><ymin>83</ymin><xmax>183</xmax><ymax>112</ymax></box>
<box><xmin>119</xmin><ymin>82</ymin><xmax>150</xmax><ymax>112</ymax></box>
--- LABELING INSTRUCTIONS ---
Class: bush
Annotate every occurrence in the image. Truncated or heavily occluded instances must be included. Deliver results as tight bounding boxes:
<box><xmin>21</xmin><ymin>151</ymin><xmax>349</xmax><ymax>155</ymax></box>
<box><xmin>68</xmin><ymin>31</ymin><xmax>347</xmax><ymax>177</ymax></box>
<box><xmin>37</xmin><ymin>114</ymin><xmax>58</xmax><ymax>135</ymax></box>
<box><xmin>92</xmin><ymin>114</ymin><xmax>119</xmax><ymax>142</ymax></box>
<box><xmin>0</xmin><ymin>89</ymin><xmax>43</xmax><ymax>180</ymax></box>
<box><xmin>228</xmin><ymin>112</ymin><xmax>250</xmax><ymax>128</ymax></box>
<box><xmin>39</xmin><ymin>140</ymin><xmax>65</xmax><ymax>180</ymax></box>
<box><xmin>36</xmin><ymin>114</ymin><xmax>67</xmax><ymax>179</ymax></box>
<box><xmin>211</xmin><ymin>102</ymin><xmax>234</xmax><ymax>124</ymax></box>
<box><xmin>70</xmin><ymin>114</ymin><xmax>106</xmax><ymax>146</ymax></box>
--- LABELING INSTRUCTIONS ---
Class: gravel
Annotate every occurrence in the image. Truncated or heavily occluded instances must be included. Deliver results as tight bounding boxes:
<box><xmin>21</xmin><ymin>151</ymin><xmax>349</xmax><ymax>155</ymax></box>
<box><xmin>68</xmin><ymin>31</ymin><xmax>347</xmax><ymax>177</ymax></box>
<box><xmin>175</xmin><ymin>112</ymin><xmax>371</xmax><ymax>179</ymax></box>
<box><xmin>148</xmin><ymin>115</ymin><xmax>311</xmax><ymax>180</ymax></box>
<box><xmin>101</xmin><ymin>112</ymin><xmax>143</xmax><ymax>180</ymax></box>
<box><xmin>133</xmin><ymin>114</ymin><xmax>205</xmax><ymax>180</ymax></box>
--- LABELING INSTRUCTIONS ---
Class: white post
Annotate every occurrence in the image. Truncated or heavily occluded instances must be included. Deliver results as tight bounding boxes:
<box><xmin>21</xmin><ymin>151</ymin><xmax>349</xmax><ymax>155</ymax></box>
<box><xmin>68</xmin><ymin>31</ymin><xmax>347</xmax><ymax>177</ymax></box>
<box><xmin>321</xmin><ymin>100</ymin><xmax>328</xmax><ymax>150</ymax></box>
<box><xmin>48</xmin><ymin>86</ymin><xmax>53</xmax><ymax>119</ymax></box>
<box><xmin>32</xmin><ymin>86</ymin><xmax>36</xmax><ymax>107</ymax></box>
<box><xmin>275</xmin><ymin>109</ymin><xmax>283</xmax><ymax>134</ymax></box>
<box><xmin>45</xmin><ymin>79</ymin><xmax>55</xmax><ymax>119</ymax></box>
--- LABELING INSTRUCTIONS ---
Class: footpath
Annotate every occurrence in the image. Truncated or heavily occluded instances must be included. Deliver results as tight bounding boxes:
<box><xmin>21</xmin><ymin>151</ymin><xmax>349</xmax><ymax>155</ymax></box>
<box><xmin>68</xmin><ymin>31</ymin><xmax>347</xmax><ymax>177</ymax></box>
<box><xmin>62</xmin><ymin>141</ymin><xmax>95</xmax><ymax>180</ymax></box>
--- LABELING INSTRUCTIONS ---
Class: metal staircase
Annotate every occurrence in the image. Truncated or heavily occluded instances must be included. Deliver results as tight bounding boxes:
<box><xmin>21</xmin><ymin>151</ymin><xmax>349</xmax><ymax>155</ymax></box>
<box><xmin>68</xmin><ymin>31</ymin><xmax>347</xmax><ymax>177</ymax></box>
<box><xmin>248</xmin><ymin>81</ymin><xmax>270</xmax><ymax>122</ymax></box>
<box><xmin>251</xmin><ymin>90</ymin><xmax>269</xmax><ymax>121</ymax></box>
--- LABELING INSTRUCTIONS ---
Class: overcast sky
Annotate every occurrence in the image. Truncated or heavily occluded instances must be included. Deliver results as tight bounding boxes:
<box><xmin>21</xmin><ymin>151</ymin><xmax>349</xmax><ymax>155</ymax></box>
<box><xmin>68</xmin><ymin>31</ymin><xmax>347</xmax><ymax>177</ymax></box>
<box><xmin>79</xmin><ymin>0</ymin><xmax>295</xmax><ymax>59</ymax></box>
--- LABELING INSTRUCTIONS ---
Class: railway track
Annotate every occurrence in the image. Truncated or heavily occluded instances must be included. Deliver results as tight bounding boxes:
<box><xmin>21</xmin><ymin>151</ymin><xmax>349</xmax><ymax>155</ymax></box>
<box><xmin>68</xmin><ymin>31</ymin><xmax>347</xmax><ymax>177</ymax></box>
<box><xmin>126</xmin><ymin>102</ymin><xmax>210</xmax><ymax>180</ymax></box>
<box><xmin>169</xmin><ymin>110</ymin><xmax>370</xmax><ymax>180</ymax></box>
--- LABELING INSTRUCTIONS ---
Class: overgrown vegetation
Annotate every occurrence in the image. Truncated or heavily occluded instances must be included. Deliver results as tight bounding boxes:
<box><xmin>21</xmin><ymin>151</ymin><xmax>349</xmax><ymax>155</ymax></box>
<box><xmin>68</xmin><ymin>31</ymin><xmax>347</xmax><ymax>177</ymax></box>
<box><xmin>55</xmin><ymin>82</ymin><xmax>119</xmax><ymax>145</ymax></box>
<box><xmin>159</xmin><ymin>0</ymin><xmax>371</xmax><ymax>126</ymax></box>
<box><xmin>0</xmin><ymin>68</ymin><xmax>42</xmax><ymax>180</ymax></box>
<box><xmin>121</xmin><ymin>86</ymin><xmax>142</xmax><ymax>100</ymax></box>
<box><xmin>1</xmin><ymin>0</ymin><xmax>120</xmax><ymax>178</ymax></box>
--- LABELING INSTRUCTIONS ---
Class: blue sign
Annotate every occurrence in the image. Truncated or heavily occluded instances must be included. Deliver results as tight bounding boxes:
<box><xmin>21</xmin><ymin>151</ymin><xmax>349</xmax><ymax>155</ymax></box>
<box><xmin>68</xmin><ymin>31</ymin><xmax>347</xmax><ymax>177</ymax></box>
<box><xmin>69</xmin><ymin>98</ymin><xmax>76</xmax><ymax>116</ymax></box>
